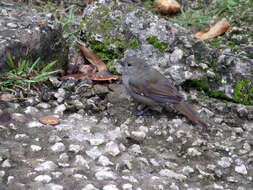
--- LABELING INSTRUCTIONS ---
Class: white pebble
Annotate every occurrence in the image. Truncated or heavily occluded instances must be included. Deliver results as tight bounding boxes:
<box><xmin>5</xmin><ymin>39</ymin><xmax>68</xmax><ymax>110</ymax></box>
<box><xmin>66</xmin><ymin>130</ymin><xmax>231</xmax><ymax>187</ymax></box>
<box><xmin>86</xmin><ymin>147</ymin><xmax>102</xmax><ymax>160</ymax></box>
<box><xmin>2</xmin><ymin>159</ymin><xmax>11</xmax><ymax>167</ymax></box>
<box><xmin>27</xmin><ymin>121</ymin><xmax>44</xmax><ymax>128</ymax></box>
<box><xmin>81</xmin><ymin>184</ymin><xmax>99</xmax><ymax>190</ymax></box>
<box><xmin>122</xmin><ymin>183</ymin><xmax>133</xmax><ymax>190</ymax></box>
<box><xmin>159</xmin><ymin>169</ymin><xmax>186</xmax><ymax>181</ymax></box>
<box><xmin>45</xmin><ymin>183</ymin><xmax>63</xmax><ymax>190</ymax></box>
<box><xmin>103</xmin><ymin>184</ymin><xmax>119</xmax><ymax>190</ymax></box>
<box><xmin>105</xmin><ymin>141</ymin><xmax>120</xmax><ymax>156</ymax></box>
<box><xmin>34</xmin><ymin>175</ymin><xmax>52</xmax><ymax>183</ymax></box>
<box><xmin>95</xmin><ymin>170</ymin><xmax>116</xmax><ymax>180</ymax></box>
<box><xmin>235</xmin><ymin>164</ymin><xmax>247</xmax><ymax>175</ymax></box>
<box><xmin>50</xmin><ymin>142</ymin><xmax>65</xmax><ymax>152</ymax></box>
<box><xmin>35</xmin><ymin>161</ymin><xmax>57</xmax><ymax>171</ymax></box>
<box><xmin>69</xmin><ymin>144</ymin><xmax>82</xmax><ymax>153</ymax></box>
<box><xmin>54</xmin><ymin>104</ymin><xmax>66</xmax><ymax>114</ymax></box>
<box><xmin>97</xmin><ymin>155</ymin><xmax>114</xmax><ymax>166</ymax></box>
<box><xmin>72</xmin><ymin>155</ymin><xmax>89</xmax><ymax>169</ymax></box>
<box><xmin>30</xmin><ymin>145</ymin><xmax>42</xmax><ymax>152</ymax></box>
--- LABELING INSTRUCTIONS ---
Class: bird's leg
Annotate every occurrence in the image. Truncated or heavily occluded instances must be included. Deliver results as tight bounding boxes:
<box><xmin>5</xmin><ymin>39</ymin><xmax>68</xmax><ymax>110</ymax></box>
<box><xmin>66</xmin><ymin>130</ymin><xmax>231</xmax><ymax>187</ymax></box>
<box><xmin>132</xmin><ymin>105</ymin><xmax>152</xmax><ymax>116</ymax></box>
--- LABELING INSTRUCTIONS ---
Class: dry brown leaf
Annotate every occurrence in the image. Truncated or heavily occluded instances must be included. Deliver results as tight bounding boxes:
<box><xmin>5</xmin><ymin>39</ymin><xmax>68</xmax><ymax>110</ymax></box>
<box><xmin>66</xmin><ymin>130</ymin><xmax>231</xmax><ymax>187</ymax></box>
<box><xmin>195</xmin><ymin>18</ymin><xmax>230</xmax><ymax>40</ymax></box>
<box><xmin>154</xmin><ymin>0</ymin><xmax>181</xmax><ymax>14</ymax></box>
<box><xmin>39</xmin><ymin>116</ymin><xmax>60</xmax><ymax>125</ymax></box>
<box><xmin>77</xmin><ymin>40</ymin><xmax>107</xmax><ymax>72</ymax></box>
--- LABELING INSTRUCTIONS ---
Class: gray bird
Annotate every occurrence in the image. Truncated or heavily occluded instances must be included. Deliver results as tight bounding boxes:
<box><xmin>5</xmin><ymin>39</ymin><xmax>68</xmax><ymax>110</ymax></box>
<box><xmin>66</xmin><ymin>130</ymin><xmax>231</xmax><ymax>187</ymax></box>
<box><xmin>119</xmin><ymin>56</ymin><xmax>209</xmax><ymax>129</ymax></box>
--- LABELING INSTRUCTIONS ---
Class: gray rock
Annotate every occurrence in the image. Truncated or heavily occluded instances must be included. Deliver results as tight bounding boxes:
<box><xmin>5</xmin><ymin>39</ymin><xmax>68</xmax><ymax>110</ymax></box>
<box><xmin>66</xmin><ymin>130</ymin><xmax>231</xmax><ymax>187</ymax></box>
<box><xmin>235</xmin><ymin>164</ymin><xmax>247</xmax><ymax>175</ymax></box>
<box><xmin>105</xmin><ymin>141</ymin><xmax>120</xmax><ymax>157</ymax></box>
<box><xmin>102</xmin><ymin>184</ymin><xmax>119</xmax><ymax>190</ymax></box>
<box><xmin>72</xmin><ymin>155</ymin><xmax>90</xmax><ymax>169</ymax></box>
<box><xmin>50</xmin><ymin>142</ymin><xmax>65</xmax><ymax>153</ymax></box>
<box><xmin>34</xmin><ymin>161</ymin><xmax>57</xmax><ymax>172</ymax></box>
<box><xmin>34</xmin><ymin>175</ymin><xmax>52</xmax><ymax>183</ymax></box>
<box><xmin>81</xmin><ymin>184</ymin><xmax>99</xmax><ymax>190</ymax></box>
<box><xmin>0</xmin><ymin>1</ymin><xmax>67</xmax><ymax>72</ymax></box>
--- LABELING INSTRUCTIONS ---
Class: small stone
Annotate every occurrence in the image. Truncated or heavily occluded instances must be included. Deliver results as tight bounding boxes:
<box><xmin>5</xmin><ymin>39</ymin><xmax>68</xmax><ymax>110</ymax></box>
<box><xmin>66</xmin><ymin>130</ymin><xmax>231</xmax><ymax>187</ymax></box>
<box><xmin>51</xmin><ymin>172</ymin><xmax>63</xmax><ymax>179</ymax></box>
<box><xmin>74</xmin><ymin>174</ymin><xmax>87</xmax><ymax>180</ymax></box>
<box><xmin>122</xmin><ymin>183</ymin><xmax>133</xmax><ymax>190</ymax></box>
<box><xmin>2</xmin><ymin>159</ymin><xmax>11</xmax><ymax>167</ymax></box>
<box><xmin>129</xmin><ymin>144</ymin><xmax>142</xmax><ymax>155</ymax></box>
<box><xmin>103</xmin><ymin>184</ymin><xmax>119</xmax><ymax>190</ymax></box>
<box><xmin>217</xmin><ymin>157</ymin><xmax>233</xmax><ymax>168</ymax></box>
<box><xmin>159</xmin><ymin>169</ymin><xmax>186</xmax><ymax>181</ymax></box>
<box><xmin>0</xmin><ymin>170</ymin><xmax>5</xmax><ymax>177</ymax></box>
<box><xmin>27</xmin><ymin>121</ymin><xmax>44</xmax><ymax>128</ymax></box>
<box><xmin>54</xmin><ymin>104</ymin><xmax>66</xmax><ymax>114</ymax></box>
<box><xmin>213</xmin><ymin>183</ymin><xmax>224</xmax><ymax>189</ymax></box>
<box><xmin>36</xmin><ymin>103</ymin><xmax>51</xmax><ymax>109</ymax></box>
<box><xmin>45</xmin><ymin>183</ymin><xmax>63</xmax><ymax>190</ymax></box>
<box><xmin>72</xmin><ymin>155</ymin><xmax>89</xmax><ymax>169</ymax></box>
<box><xmin>15</xmin><ymin>134</ymin><xmax>29</xmax><ymax>140</ymax></box>
<box><xmin>34</xmin><ymin>175</ymin><xmax>52</xmax><ymax>183</ymax></box>
<box><xmin>97</xmin><ymin>155</ymin><xmax>114</xmax><ymax>166</ymax></box>
<box><xmin>69</xmin><ymin>144</ymin><xmax>82</xmax><ymax>153</ymax></box>
<box><xmin>81</xmin><ymin>184</ymin><xmax>99</xmax><ymax>190</ymax></box>
<box><xmin>86</xmin><ymin>147</ymin><xmax>102</xmax><ymax>160</ymax></box>
<box><xmin>95</xmin><ymin>170</ymin><xmax>116</xmax><ymax>180</ymax></box>
<box><xmin>35</xmin><ymin>161</ymin><xmax>57</xmax><ymax>171</ymax></box>
<box><xmin>7</xmin><ymin>176</ymin><xmax>15</xmax><ymax>184</ymax></box>
<box><xmin>182</xmin><ymin>166</ymin><xmax>194</xmax><ymax>175</ymax></box>
<box><xmin>89</xmin><ymin>134</ymin><xmax>105</xmax><ymax>146</ymax></box>
<box><xmin>170</xmin><ymin>182</ymin><xmax>179</xmax><ymax>190</ymax></box>
<box><xmin>7</xmin><ymin>23</ymin><xmax>18</xmax><ymax>28</ymax></box>
<box><xmin>235</xmin><ymin>164</ymin><xmax>247</xmax><ymax>175</ymax></box>
<box><xmin>58</xmin><ymin>153</ymin><xmax>69</xmax><ymax>163</ymax></box>
<box><xmin>131</xmin><ymin>131</ymin><xmax>146</xmax><ymax>140</ymax></box>
<box><xmin>150</xmin><ymin>158</ymin><xmax>160</xmax><ymax>167</ymax></box>
<box><xmin>50</xmin><ymin>142</ymin><xmax>65</xmax><ymax>152</ymax></box>
<box><xmin>105</xmin><ymin>141</ymin><xmax>120</xmax><ymax>157</ymax></box>
<box><xmin>24</xmin><ymin>106</ymin><xmax>39</xmax><ymax>114</ymax></box>
<box><xmin>48</xmin><ymin>135</ymin><xmax>62</xmax><ymax>143</ymax></box>
<box><xmin>30</xmin><ymin>145</ymin><xmax>42</xmax><ymax>152</ymax></box>
<box><xmin>187</xmin><ymin>148</ymin><xmax>202</xmax><ymax>156</ymax></box>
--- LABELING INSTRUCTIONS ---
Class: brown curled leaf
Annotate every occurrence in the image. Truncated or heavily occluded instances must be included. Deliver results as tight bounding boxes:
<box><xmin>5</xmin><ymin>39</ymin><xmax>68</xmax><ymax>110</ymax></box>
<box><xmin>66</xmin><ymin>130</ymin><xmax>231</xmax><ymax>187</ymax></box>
<box><xmin>154</xmin><ymin>0</ymin><xmax>181</xmax><ymax>14</ymax></box>
<box><xmin>77</xmin><ymin>40</ymin><xmax>107</xmax><ymax>72</ymax></box>
<box><xmin>195</xmin><ymin>18</ymin><xmax>230</xmax><ymax>40</ymax></box>
<box><xmin>39</xmin><ymin>116</ymin><xmax>60</xmax><ymax>125</ymax></box>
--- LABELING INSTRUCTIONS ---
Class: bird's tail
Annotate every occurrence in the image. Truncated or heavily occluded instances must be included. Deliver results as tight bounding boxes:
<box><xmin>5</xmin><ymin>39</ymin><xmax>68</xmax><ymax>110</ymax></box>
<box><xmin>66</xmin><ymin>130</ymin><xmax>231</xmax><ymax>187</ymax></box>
<box><xmin>173</xmin><ymin>102</ymin><xmax>210</xmax><ymax>129</ymax></box>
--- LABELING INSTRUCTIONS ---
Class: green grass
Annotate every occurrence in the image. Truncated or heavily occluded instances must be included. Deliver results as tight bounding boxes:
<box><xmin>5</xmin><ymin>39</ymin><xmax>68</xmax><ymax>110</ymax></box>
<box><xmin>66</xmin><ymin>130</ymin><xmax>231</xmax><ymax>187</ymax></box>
<box><xmin>0</xmin><ymin>54</ymin><xmax>59</xmax><ymax>94</ymax></box>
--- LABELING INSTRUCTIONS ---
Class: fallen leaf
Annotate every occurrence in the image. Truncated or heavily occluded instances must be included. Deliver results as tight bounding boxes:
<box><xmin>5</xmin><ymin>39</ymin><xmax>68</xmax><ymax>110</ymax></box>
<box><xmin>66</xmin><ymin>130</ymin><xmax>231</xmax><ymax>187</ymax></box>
<box><xmin>0</xmin><ymin>112</ymin><xmax>11</xmax><ymax>123</ymax></box>
<box><xmin>77</xmin><ymin>40</ymin><xmax>107</xmax><ymax>72</ymax></box>
<box><xmin>195</xmin><ymin>18</ymin><xmax>230</xmax><ymax>40</ymax></box>
<box><xmin>154</xmin><ymin>0</ymin><xmax>181</xmax><ymax>14</ymax></box>
<box><xmin>39</xmin><ymin>116</ymin><xmax>60</xmax><ymax>125</ymax></box>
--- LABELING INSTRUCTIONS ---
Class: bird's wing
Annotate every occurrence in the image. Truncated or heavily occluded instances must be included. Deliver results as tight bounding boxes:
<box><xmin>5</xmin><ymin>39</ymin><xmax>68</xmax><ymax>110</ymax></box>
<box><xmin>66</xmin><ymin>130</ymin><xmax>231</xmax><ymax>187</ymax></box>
<box><xmin>128</xmin><ymin>69</ymin><xmax>183</xmax><ymax>103</ymax></box>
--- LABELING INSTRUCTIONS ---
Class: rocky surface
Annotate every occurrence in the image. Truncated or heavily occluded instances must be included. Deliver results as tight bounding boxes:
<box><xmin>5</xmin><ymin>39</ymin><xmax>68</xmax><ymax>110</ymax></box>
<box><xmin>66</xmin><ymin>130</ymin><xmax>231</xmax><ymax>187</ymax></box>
<box><xmin>0</xmin><ymin>82</ymin><xmax>253</xmax><ymax>189</ymax></box>
<box><xmin>82</xmin><ymin>0</ymin><xmax>253</xmax><ymax>105</ymax></box>
<box><xmin>0</xmin><ymin>0</ymin><xmax>253</xmax><ymax>190</ymax></box>
<box><xmin>0</xmin><ymin>1</ymin><xmax>68</xmax><ymax>71</ymax></box>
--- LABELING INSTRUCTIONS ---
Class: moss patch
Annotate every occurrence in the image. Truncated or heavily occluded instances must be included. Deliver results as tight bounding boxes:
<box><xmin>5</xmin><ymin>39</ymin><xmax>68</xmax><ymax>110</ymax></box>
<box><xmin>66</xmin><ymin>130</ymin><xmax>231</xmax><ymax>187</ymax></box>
<box><xmin>146</xmin><ymin>36</ymin><xmax>168</xmax><ymax>52</ymax></box>
<box><xmin>184</xmin><ymin>80</ymin><xmax>231</xmax><ymax>101</ymax></box>
<box><xmin>232</xmin><ymin>80</ymin><xmax>253</xmax><ymax>105</ymax></box>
